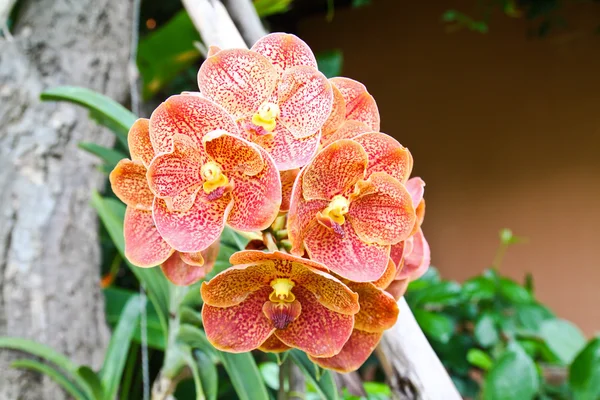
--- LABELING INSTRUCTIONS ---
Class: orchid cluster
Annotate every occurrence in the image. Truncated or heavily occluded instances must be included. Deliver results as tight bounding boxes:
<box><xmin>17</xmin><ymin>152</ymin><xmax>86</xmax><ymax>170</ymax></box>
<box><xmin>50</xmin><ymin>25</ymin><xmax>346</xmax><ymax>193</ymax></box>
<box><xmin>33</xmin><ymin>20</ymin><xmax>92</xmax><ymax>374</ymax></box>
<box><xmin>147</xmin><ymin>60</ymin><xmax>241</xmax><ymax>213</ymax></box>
<box><xmin>110</xmin><ymin>33</ymin><xmax>430</xmax><ymax>373</ymax></box>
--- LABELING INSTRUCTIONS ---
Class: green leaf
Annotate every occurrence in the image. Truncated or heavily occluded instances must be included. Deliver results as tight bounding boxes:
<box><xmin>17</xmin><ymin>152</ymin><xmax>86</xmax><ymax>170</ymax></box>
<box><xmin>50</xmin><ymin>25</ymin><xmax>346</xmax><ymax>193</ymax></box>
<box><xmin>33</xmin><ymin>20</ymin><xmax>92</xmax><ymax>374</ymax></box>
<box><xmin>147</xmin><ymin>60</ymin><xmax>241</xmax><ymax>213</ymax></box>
<box><xmin>91</xmin><ymin>192</ymin><xmax>170</xmax><ymax>335</ymax></box>
<box><xmin>253</xmin><ymin>0</ymin><xmax>293</xmax><ymax>17</ymax></box>
<box><xmin>475</xmin><ymin>314</ymin><xmax>500</xmax><ymax>347</ymax></box>
<box><xmin>363</xmin><ymin>382</ymin><xmax>391</xmax><ymax>398</ymax></box>
<box><xmin>463</xmin><ymin>276</ymin><xmax>496</xmax><ymax>301</ymax></box>
<box><xmin>410</xmin><ymin>281</ymin><xmax>462</xmax><ymax>307</ymax></box>
<box><xmin>179</xmin><ymin>306</ymin><xmax>203</xmax><ymax>326</ymax></box>
<box><xmin>41</xmin><ymin>86</ymin><xmax>136</xmax><ymax>148</ymax></box>
<box><xmin>413</xmin><ymin>309</ymin><xmax>455</xmax><ymax>344</ymax></box>
<box><xmin>137</xmin><ymin>10</ymin><xmax>201</xmax><ymax>99</ymax></box>
<box><xmin>539</xmin><ymin>319</ymin><xmax>586</xmax><ymax>365</ymax></box>
<box><xmin>467</xmin><ymin>349</ymin><xmax>494</xmax><ymax>370</ymax></box>
<box><xmin>78</xmin><ymin>142</ymin><xmax>126</xmax><ymax>169</ymax></box>
<box><xmin>569</xmin><ymin>337</ymin><xmax>600</xmax><ymax>400</ymax></box>
<box><xmin>483</xmin><ymin>342</ymin><xmax>539</xmax><ymax>400</ymax></box>
<box><xmin>11</xmin><ymin>359</ymin><xmax>88</xmax><ymax>400</ymax></box>
<box><xmin>498</xmin><ymin>278</ymin><xmax>533</xmax><ymax>304</ymax></box>
<box><xmin>290</xmin><ymin>349</ymin><xmax>339</xmax><ymax>400</ymax></box>
<box><xmin>192</xmin><ymin>350</ymin><xmax>219</xmax><ymax>400</ymax></box>
<box><xmin>219</xmin><ymin>351</ymin><xmax>270</xmax><ymax>400</ymax></box>
<box><xmin>176</xmin><ymin>324</ymin><xmax>218</xmax><ymax>362</ymax></box>
<box><xmin>100</xmin><ymin>295</ymin><xmax>144</xmax><ymax>400</ymax></box>
<box><xmin>259</xmin><ymin>362</ymin><xmax>280</xmax><ymax>390</ymax></box>
<box><xmin>315</xmin><ymin>50</ymin><xmax>343</xmax><ymax>78</ymax></box>
<box><xmin>515</xmin><ymin>303</ymin><xmax>554</xmax><ymax>333</ymax></box>
<box><xmin>351</xmin><ymin>0</ymin><xmax>371</xmax><ymax>7</ymax></box>
<box><xmin>77</xmin><ymin>366</ymin><xmax>105</xmax><ymax>400</ymax></box>
<box><xmin>103</xmin><ymin>287</ymin><xmax>165</xmax><ymax>350</ymax></box>
<box><xmin>0</xmin><ymin>337</ymin><xmax>93</xmax><ymax>398</ymax></box>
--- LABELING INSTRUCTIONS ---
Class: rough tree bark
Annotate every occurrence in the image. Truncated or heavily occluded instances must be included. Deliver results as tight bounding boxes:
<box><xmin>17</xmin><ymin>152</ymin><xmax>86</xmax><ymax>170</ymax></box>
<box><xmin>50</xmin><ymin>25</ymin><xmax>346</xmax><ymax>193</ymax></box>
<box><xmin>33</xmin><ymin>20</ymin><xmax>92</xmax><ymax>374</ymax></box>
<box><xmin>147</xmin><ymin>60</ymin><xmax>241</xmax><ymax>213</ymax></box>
<box><xmin>0</xmin><ymin>1</ymin><xmax>132</xmax><ymax>399</ymax></box>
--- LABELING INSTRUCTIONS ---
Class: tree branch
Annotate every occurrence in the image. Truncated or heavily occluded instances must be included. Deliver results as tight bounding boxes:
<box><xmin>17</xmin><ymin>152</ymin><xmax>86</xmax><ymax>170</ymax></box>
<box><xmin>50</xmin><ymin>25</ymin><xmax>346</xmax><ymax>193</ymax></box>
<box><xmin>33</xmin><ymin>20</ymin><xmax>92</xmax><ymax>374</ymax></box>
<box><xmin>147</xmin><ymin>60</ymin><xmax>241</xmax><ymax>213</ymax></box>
<box><xmin>181</xmin><ymin>0</ymin><xmax>246</xmax><ymax>50</ymax></box>
<box><xmin>222</xmin><ymin>0</ymin><xmax>267</xmax><ymax>46</ymax></box>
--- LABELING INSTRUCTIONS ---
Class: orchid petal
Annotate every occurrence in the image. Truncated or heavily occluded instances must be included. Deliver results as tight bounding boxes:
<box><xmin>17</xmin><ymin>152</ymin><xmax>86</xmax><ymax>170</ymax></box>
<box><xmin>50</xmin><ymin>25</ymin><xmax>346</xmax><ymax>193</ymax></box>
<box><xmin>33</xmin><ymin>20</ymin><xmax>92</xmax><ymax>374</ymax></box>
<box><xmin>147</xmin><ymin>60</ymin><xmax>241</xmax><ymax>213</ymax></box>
<box><xmin>251</xmin><ymin>33</ymin><xmax>318</xmax><ymax>73</ymax></box>
<box><xmin>397</xmin><ymin>229</ymin><xmax>431</xmax><ymax>281</ymax></box>
<box><xmin>258</xmin><ymin>334</ymin><xmax>290</xmax><ymax>353</ymax></box>
<box><xmin>128</xmin><ymin>118</ymin><xmax>155</xmax><ymax>167</ymax></box>
<box><xmin>310</xmin><ymin>329</ymin><xmax>382</xmax><ymax>373</ymax></box>
<box><xmin>203</xmin><ymin>130</ymin><xmax>264</xmax><ymax>176</ymax></box>
<box><xmin>322</xmin><ymin>83</ymin><xmax>346</xmax><ymax>137</ymax></box>
<box><xmin>123</xmin><ymin>207</ymin><xmax>174</xmax><ymax>268</ymax></box>
<box><xmin>330</xmin><ymin>77</ymin><xmax>380</xmax><ymax>131</ymax></box>
<box><xmin>110</xmin><ymin>159</ymin><xmax>154</xmax><ymax>211</ymax></box>
<box><xmin>352</xmin><ymin>132</ymin><xmax>413</xmax><ymax>183</ymax></box>
<box><xmin>161</xmin><ymin>252</ymin><xmax>209</xmax><ymax>286</ymax></box>
<box><xmin>372</xmin><ymin>259</ymin><xmax>397</xmax><ymax>290</ymax></box>
<box><xmin>280</xmin><ymin>169</ymin><xmax>300</xmax><ymax>212</ymax></box>
<box><xmin>347</xmin><ymin>282</ymin><xmax>399</xmax><ymax>333</ymax></box>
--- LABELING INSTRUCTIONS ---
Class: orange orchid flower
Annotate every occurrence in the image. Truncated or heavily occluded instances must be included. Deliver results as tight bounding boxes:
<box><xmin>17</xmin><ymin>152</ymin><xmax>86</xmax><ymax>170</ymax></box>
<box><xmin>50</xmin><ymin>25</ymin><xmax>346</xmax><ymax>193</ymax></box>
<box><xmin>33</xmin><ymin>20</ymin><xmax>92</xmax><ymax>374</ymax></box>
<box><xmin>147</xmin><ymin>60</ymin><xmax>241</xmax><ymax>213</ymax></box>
<box><xmin>109</xmin><ymin>119</ymin><xmax>219</xmax><ymax>286</ymax></box>
<box><xmin>197</xmin><ymin>33</ymin><xmax>333</xmax><ymax>171</ymax></box>
<box><xmin>144</xmin><ymin>95</ymin><xmax>282</xmax><ymax>253</ymax></box>
<box><xmin>201</xmin><ymin>251</ymin><xmax>359</xmax><ymax>358</ymax></box>
<box><xmin>287</xmin><ymin>135</ymin><xmax>416</xmax><ymax>282</ymax></box>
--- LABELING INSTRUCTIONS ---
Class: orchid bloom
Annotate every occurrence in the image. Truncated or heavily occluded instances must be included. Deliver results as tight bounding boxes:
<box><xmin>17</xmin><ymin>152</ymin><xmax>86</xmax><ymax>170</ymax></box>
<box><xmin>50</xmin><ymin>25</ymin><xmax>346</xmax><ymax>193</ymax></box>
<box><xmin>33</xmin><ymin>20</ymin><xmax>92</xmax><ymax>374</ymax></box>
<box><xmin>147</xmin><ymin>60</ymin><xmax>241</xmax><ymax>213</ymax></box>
<box><xmin>197</xmin><ymin>33</ymin><xmax>333</xmax><ymax>171</ymax></box>
<box><xmin>310</xmin><ymin>265</ymin><xmax>399</xmax><ymax>372</ymax></box>
<box><xmin>109</xmin><ymin>118</ymin><xmax>218</xmax><ymax>286</ymax></box>
<box><xmin>201</xmin><ymin>251</ymin><xmax>359</xmax><ymax>358</ymax></box>
<box><xmin>287</xmin><ymin>133</ymin><xmax>416</xmax><ymax>282</ymax></box>
<box><xmin>145</xmin><ymin>94</ymin><xmax>281</xmax><ymax>254</ymax></box>
<box><xmin>321</xmin><ymin>77</ymin><xmax>380</xmax><ymax>147</ymax></box>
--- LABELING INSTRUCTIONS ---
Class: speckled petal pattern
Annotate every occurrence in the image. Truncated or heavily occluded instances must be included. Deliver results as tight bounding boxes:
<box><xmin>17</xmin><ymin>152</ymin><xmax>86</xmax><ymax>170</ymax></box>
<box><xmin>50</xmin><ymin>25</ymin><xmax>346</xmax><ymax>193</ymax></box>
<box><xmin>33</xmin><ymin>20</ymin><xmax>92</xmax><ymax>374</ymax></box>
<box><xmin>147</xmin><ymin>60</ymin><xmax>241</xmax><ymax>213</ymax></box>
<box><xmin>330</xmin><ymin>77</ymin><xmax>380</xmax><ymax>131</ymax></box>
<box><xmin>347</xmin><ymin>281</ymin><xmax>399</xmax><ymax>333</ymax></box>
<box><xmin>258</xmin><ymin>334</ymin><xmax>291</xmax><ymax>353</ymax></box>
<box><xmin>128</xmin><ymin>118</ymin><xmax>155</xmax><ymax>167</ymax></box>
<box><xmin>353</xmin><ymin>132</ymin><xmax>413</xmax><ymax>183</ymax></box>
<box><xmin>321</xmin><ymin>120</ymin><xmax>371</xmax><ymax>147</ymax></box>
<box><xmin>203</xmin><ymin>130</ymin><xmax>264</xmax><ymax>176</ymax></box>
<box><xmin>123</xmin><ymin>207</ymin><xmax>174</xmax><ymax>268</ymax></box>
<box><xmin>161</xmin><ymin>252</ymin><xmax>210</xmax><ymax>286</ymax></box>
<box><xmin>198</xmin><ymin>49</ymin><xmax>279</xmax><ymax>119</ymax></box>
<box><xmin>321</xmin><ymin>83</ymin><xmax>346</xmax><ymax>137</ymax></box>
<box><xmin>280</xmin><ymin>169</ymin><xmax>300</xmax><ymax>212</ymax></box>
<box><xmin>251</xmin><ymin>33</ymin><xmax>317</xmax><ymax>73</ymax></box>
<box><xmin>110</xmin><ymin>159</ymin><xmax>154</xmax><ymax>211</ymax></box>
<box><xmin>310</xmin><ymin>329</ymin><xmax>382</xmax><ymax>373</ymax></box>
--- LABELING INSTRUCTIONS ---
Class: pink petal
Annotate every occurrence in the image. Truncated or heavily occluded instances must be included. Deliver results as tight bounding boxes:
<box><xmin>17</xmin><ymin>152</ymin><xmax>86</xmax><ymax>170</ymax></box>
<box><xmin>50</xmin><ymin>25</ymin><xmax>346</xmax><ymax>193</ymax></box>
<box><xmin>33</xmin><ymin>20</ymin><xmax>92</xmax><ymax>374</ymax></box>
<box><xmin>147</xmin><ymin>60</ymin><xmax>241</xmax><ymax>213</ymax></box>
<box><xmin>330</xmin><ymin>77</ymin><xmax>380</xmax><ymax>131</ymax></box>
<box><xmin>251</xmin><ymin>32</ymin><xmax>318</xmax><ymax>73</ymax></box>
<box><xmin>123</xmin><ymin>207</ymin><xmax>174</xmax><ymax>268</ymax></box>
<box><xmin>153</xmin><ymin>192</ymin><xmax>233</xmax><ymax>253</ymax></box>
<box><xmin>149</xmin><ymin>94</ymin><xmax>239</xmax><ymax>154</ymax></box>
<box><xmin>321</xmin><ymin>119</ymin><xmax>371</xmax><ymax>147</ymax></box>
<box><xmin>352</xmin><ymin>132</ymin><xmax>413</xmax><ymax>184</ymax></box>
<box><xmin>197</xmin><ymin>49</ymin><xmax>279</xmax><ymax>119</ymax></box>
<box><xmin>128</xmin><ymin>118</ymin><xmax>155</xmax><ymax>167</ymax></box>
<box><xmin>203</xmin><ymin>130</ymin><xmax>264</xmax><ymax>176</ymax></box>
<box><xmin>322</xmin><ymin>83</ymin><xmax>346</xmax><ymax>137</ymax></box>
<box><xmin>304</xmin><ymin>222</ymin><xmax>390</xmax><ymax>282</ymax></box>
<box><xmin>277</xmin><ymin>65</ymin><xmax>333</xmax><ymax>139</ymax></box>
<box><xmin>397</xmin><ymin>228</ymin><xmax>431</xmax><ymax>281</ymax></box>
<box><xmin>310</xmin><ymin>329</ymin><xmax>382</xmax><ymax>373</ymax></box>
<box><xmin>110</xmin><ymin>159</ymin><xmax>154</xmax><ymax>211</ymax></box>
<box><xmin>280</xmin><ymin>169</ymin><xmax>300</xmax><ymax>212</ymax></box>
<box><xmin>161</xmin><ymin>252</ymin><xmax>209</xmax><ymax>286</ymax></box>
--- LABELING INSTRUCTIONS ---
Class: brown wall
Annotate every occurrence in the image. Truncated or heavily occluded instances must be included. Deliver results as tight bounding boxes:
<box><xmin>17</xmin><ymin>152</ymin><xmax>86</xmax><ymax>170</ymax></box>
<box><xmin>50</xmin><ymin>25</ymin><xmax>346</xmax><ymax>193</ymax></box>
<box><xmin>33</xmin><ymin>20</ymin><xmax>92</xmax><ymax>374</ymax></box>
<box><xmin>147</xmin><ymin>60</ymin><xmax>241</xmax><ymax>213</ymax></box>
<box><xmin>299</xmin><ymin>0</ymin><xmax>600</xmax><ymax>334</ymax></box>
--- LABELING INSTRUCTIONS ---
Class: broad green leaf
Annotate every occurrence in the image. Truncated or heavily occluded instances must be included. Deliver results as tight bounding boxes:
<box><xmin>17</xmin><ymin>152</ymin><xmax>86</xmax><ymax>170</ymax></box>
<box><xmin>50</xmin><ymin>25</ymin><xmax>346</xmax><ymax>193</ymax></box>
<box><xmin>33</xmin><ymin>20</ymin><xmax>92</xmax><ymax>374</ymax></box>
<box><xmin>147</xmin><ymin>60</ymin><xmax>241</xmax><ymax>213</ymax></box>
<box><xmin>137</xmin><ymin>10</ymin><xmax>201</xmax><ymax>99</ymax></box>
<box><xmin>516</xmin><ymin>303</ymin><xmax>554</xmax><ymax>333</ymax></box>
<box><xmin>11</xmin><ymin>359</ymin><xmax>88</xmax><ymax>400</ymax></box>
<box><xmin>78</xmin><ymin>142</ymin><xmax>126</xmax><ymax>169</ymax></box>
<box><xmin>179</xmin><ymin>306</ymin><xmax>203</xmax><ymax>326</ymax></box>
<box><xmin>77</xmin><ymin>366</ymin><xmax>104</xmax><ymax>400</ymax></box>
<box><xmin>103</xmin><ymin>287</ymin><xmax>165</xmax><ymax>350</ymax></box>
<box><xmin>253</xmin><ymin>0</ymin><xmax>293</xmax><ymax>17</ymax></box>
<box><xmin>91</xmin><ymin>192</ymin><xmax>170</xmax><ymax>335</ymax></box>
<box><xmin>483</xmin><ymin>342</ymin><xmax>539</xmax><ymax>400</ymax></box>
<box><xmin>316</xmin><ymin>50</ymin><xmax>343</xmax><ymax>78</ymax></box>
<box><xmin>193</xmin><ymin>350</ymin><xmax>219</xmax><ymax>400</ymax></box>
<box><xmin>100</xmin><ymin>295</ymin><xmax>144</xmax><ymax>400</ymax></box>
<box><xmin>467</xmin><ymin>349</ymin><xmax>494</xmax><ymax>370</ymax></box>
<box><xmin>41</xmin><ymin>86</ymin><xmax>136</xmax><ymax>148</ymax></box>
<box><xmin>498</xmin><ymin>278</ymin><xmax>533</xmax><ymax>304</ymax></box>
<box><xmin>540</xmin><ymin>319</ymin><xmax>586</xmax><ymax>365</ymax></box>
<box><xmin>475</xmin><ymin>314</ymin><xmax>500</xmax><ymax>347</ymax></box>
<box><xmin>219</xmin><ymin>351</ymin><xmax>270</xmax><ymax>400</ymax></box>
<box><xmin>176</xmin><ymin>324</ymin><xmax>218</xmax><ymax>363</ymax></box>
<box><xmin>413</xmin><ymin>309</ymin><xmax>455</xmax><ymax>344</ymax></box>
<box><xmin>410</xmin><ymin>281</ymin><xmax>462</xmax><ymax>307</ymax></box>
<box><xmin>569</xmin><ymin>337</ymin><xmax>600</xmax><ymax>400</ymax></box>
<box><xmin>259</xmin><ymin>362</ymin><xmax>280</xmax><ymax>390</ymax></box>
<box><xmin>462</xmin><ymin>276</ymin><xmax>496</xmax><ymax>301</ymax></box>
<box><xmin>290</xmin><ymin>349</ymin><xmax>339</xmax><ymax>400</ymax></box>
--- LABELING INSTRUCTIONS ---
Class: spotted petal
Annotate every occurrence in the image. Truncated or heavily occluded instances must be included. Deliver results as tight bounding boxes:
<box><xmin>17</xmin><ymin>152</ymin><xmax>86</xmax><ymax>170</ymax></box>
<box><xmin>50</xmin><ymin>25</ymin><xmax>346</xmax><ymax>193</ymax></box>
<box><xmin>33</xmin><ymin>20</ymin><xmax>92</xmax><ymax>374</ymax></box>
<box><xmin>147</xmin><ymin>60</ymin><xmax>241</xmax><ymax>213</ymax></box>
<box><xmin>128</xmin><ymin>118</ymin><xmax>154</xmax><ymax>167</ymax></box>
<box><xmin>123</xmin><ymin>207</ymin><xmax>174</xmax><ymax>268</ymax></box>
<box><xmin>310</xmin><ymin>329</ymin><xmax>382</xmax><ymax>373</ymax></box>
<box><xmin>249</xmin><ymin>122</ymin><xmax>320</xmax><ymax>171</ymax></box>
<box><xmin>146</xmin><ymin>134</ymin><xmax>204</xmax><ymax>212</ymax></box>
<box><xmin>203</xmin><ymin>130</ymin><xmax>264</xmax><ymax>176</ymax></box>
<box><xmin>397</xmin><ymin>228</ymin><xmax>430</xmax><ymax>281</ymax></box>
<box><xmin>330</xmin><ymin>77</ymin><xmax>380</xmax><ymax>131</ymax></box>
<box><xmin>227</xmin><ymin>145</ymin><xmax>282</xmax><ymax>231</ymax></box>
<box><xmin>198</xmin><ymin>49</ymin><xmax>279</xmax><ymax>119</ymax></box>
<box><xmin>322</xmin><ymin>83</ymin><xmax>346</xmax><ymax>137</ymax></box>
<box><xmin>348</xmin><ymin>172</ymin><xmax>416</xmax><ymax>245</ymax></box>
<box><xmin>251</xmin><ymin>33</ymin><xmax>318</xmax><ymax>73</ymax></box>
<box><xmin>280</xmin><ymin>169</ymin><xmax>299</xmax><ymax>212</ymax></box>
<box><xmin>386</xmin><ymin>279</ymin><xmax>409</xmax><ymax>301</ymax></box>
<box><xmin>277</xmin><ymin>65</ymin><xmax>333</xmax><ymax>139</ymax></box>
<box><xmin>406</xmin><ymin>177</ymin><xmax>426</xmax><ymax>225</ymax></box>
<box><xmin>321</xmin><ymin>120</ymin><xmax>371</xmax><ymax>147</ymax></box>
<box><xmin>372</xmin><ymin>259</ymin><xmax>397</xmax><ymax>290</ymax></box>
<box><xmin>347</xmin><ymin>282</ymin><xmax>399</xmax><ymax>333</ymax></box>
<box><xmin>110</xmin><ymin>159</ymin><xmax>154</xmax><ymax>211</ymax></box>
<box><xmin>304</xmin><ymin>222</ymin><xmax>390</xmax><ymax>282</ymax></box>
<box><xmin>161</xmin><ymin>252</ymin><xmax>209</xmax><ymax>286</ymax></box>
<box><xmin>202</xmin><ymin>286</ymin><xmax>275</xmax><ymax>353</ymax></box>
<box><xmin>353</xmin><ymin>132</ymin><xmax>413</xmax><ymax>183</ymax></box>
<box><xmin>259</xmin><ymin>334</ymin><xmax>290</xmax><ymax>353</ymax></box>
<box><xmin>302</xmin><ymin>139</ymin><xmax>367</xmax><ymax>201</ymax></box>
<box><xmin>274</xmin><ymin>286</ymin><xmax>354</xmax><ymax>358</ymax></box>
<box><xmin>153</xmin><ymin>192</ymin><xmax>233</xmax><ymax>253</ymax></box>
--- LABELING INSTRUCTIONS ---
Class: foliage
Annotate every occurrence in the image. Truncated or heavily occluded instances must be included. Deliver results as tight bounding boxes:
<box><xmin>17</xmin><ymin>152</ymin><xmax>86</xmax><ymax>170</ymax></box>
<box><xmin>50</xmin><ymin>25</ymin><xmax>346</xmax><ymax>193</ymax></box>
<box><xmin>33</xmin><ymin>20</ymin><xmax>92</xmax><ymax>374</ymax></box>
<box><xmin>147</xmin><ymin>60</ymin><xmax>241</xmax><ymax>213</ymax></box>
<box><xmin>406</xmin><ymin>229</ymin><xmax>600</xmax><ymax>400</ymax></box>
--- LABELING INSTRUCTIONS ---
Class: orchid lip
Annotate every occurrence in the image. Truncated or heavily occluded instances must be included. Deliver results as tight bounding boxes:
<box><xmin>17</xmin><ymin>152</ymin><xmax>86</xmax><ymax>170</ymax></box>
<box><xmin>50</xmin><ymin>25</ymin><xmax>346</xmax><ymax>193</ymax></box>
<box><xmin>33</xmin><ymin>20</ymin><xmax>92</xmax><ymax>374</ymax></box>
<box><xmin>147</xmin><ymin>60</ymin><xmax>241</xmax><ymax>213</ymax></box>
<box><xmin>322</xmin><ymin>195</ymin><xmax>350</xmax><ymax>225</ymax></box>
<box><xmin>252</xmin><ymin>102</ymin><xmax>280</xmax><ymax>132</ymax></box>
<box><xmin>201</xmin><ymin>161</ymin><xmax>229</xmax><ymax>194</ymax></box>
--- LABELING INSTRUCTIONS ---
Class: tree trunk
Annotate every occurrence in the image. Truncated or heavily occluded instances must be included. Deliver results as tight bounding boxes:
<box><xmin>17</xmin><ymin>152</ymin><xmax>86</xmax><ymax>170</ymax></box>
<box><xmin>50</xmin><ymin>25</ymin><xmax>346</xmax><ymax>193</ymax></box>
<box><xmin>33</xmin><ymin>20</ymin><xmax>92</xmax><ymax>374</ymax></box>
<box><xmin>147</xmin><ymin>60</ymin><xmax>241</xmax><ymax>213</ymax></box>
<box><xmin>0</xmin><ymin>1</ymin><xmax>132</xmax><ymax>398</ymax></box>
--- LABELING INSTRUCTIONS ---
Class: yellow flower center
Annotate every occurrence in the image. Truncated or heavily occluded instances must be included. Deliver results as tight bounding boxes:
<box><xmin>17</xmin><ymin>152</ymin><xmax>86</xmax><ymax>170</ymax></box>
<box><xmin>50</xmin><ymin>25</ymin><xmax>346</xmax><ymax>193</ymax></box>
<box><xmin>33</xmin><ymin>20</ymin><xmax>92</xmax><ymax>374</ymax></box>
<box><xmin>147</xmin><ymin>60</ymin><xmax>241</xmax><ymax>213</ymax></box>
<box><xmin>251</xmin><ymin>102</ymin><xmax>280</xmax><ymax>132</ymax></box>
<box><xmin>200</xmin><ymin>161</ymin><xmax>229</xmax><ymax>194</ymax></box>
<box><xmin>269</xmin><ymin>278</ymin><xmax>295</xmax><ymax>303</ymax></box>
<box><xmin>322</xmin><ymin>195</ymin><xmax>350</xmax><ymax>225</ymax></box>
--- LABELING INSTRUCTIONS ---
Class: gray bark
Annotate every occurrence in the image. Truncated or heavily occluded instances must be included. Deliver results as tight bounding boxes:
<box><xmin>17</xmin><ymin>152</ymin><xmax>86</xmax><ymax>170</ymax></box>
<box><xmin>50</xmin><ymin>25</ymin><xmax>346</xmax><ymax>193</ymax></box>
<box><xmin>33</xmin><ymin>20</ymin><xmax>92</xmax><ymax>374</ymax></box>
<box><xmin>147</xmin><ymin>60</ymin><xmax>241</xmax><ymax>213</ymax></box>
<box><xmin>0</xmin><ymin>0</ymin><xmax>132</xmax><ymax>399</ymax></box>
